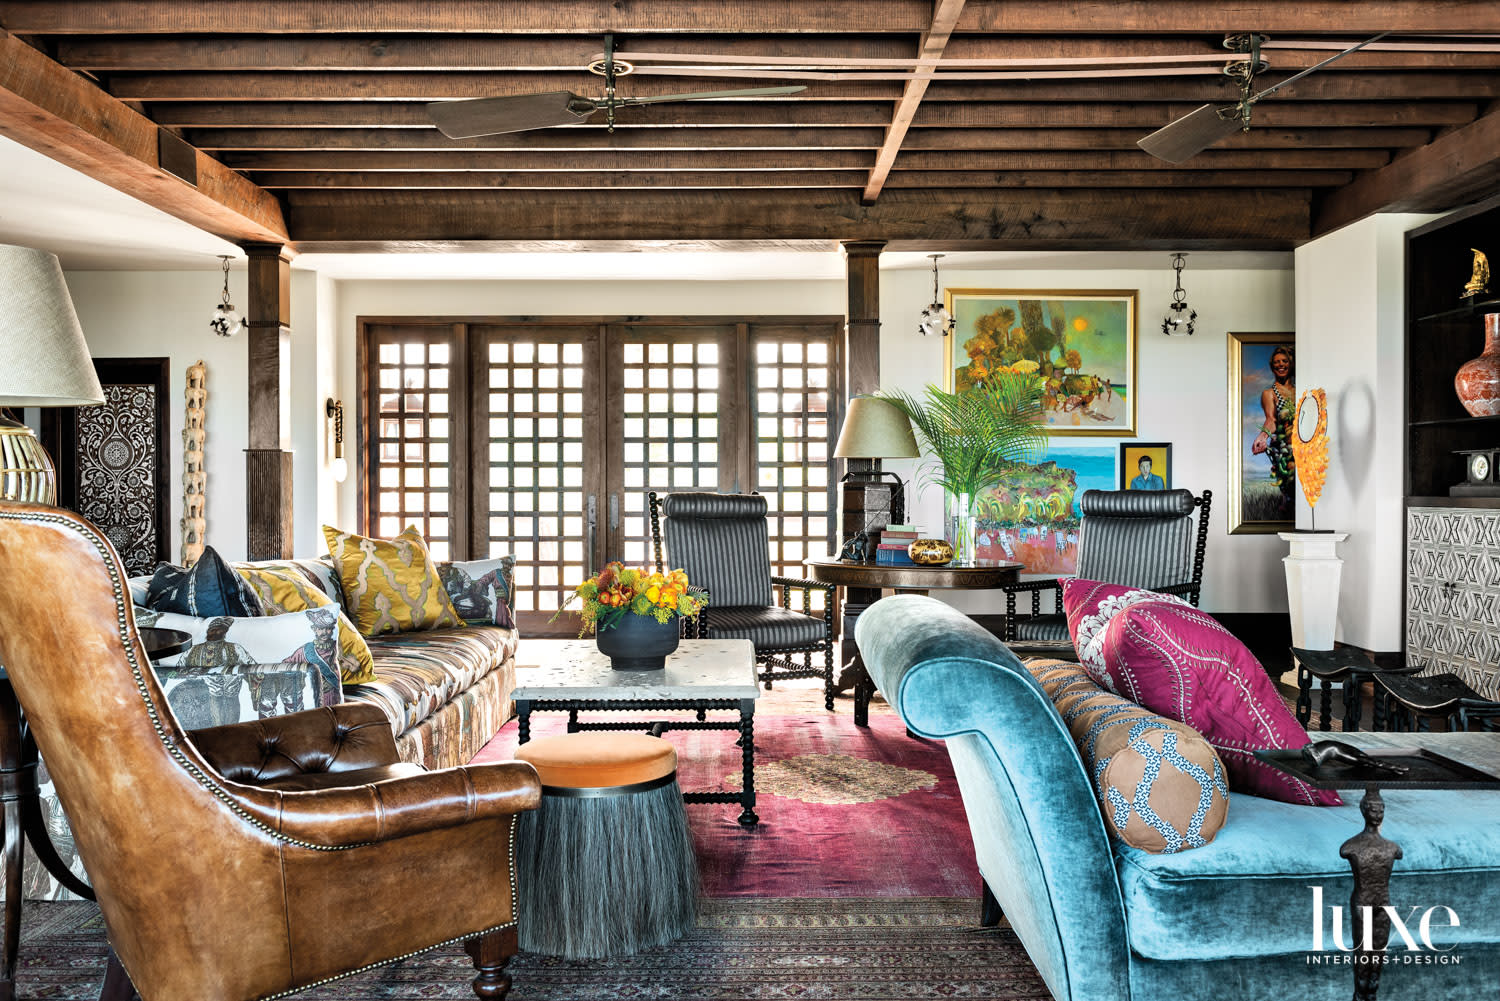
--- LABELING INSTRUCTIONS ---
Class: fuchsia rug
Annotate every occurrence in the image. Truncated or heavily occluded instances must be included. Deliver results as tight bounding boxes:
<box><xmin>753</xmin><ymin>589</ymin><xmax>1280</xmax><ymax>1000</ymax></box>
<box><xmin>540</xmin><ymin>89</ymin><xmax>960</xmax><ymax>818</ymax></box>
<box><xmin>472</xmin><ymin>686</ymin><xmax>981</xmax><ymax>899</ymax></box>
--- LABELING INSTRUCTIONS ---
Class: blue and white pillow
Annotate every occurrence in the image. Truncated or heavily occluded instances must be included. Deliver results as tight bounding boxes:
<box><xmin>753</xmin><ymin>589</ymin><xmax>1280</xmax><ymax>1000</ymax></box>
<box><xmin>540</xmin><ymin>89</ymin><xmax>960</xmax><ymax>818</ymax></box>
<box><xmin>145</xmin><ymin>546</ymin><xmax>261</xmax><ymax>618</ymax></box>
<box><xmin>437</xmin><ymin>556</ymin><xmax>516</xmax><ymax>629</ymax></box>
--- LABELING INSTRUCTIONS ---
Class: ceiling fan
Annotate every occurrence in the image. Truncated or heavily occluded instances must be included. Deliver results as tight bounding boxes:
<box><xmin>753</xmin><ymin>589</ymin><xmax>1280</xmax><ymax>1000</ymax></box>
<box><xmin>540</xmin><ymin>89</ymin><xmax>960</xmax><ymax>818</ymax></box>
<box><xmin>428</xmin><ymin>34</ymin><xmax>807</xmax><ymax>138</ymax></box>
<box><xmin>1138</xmin><ymin>32</ymin><xmax>1389</xmax><ymax>163</ymax></box>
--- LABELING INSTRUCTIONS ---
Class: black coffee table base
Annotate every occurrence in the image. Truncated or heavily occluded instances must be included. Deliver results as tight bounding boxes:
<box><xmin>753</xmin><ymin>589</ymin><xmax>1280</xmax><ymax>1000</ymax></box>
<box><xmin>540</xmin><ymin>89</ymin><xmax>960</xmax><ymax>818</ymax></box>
<box><xmin>514</xmin><ymin>696</ymin><xmax>758</xmax><ymax>827</ymax></box>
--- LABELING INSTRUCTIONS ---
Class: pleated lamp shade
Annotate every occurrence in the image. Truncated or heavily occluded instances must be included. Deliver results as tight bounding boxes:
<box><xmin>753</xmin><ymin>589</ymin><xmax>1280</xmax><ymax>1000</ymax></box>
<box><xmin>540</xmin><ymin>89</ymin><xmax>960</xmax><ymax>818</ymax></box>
<box><xmin>0</xmin><ymin>245</ymin><xmax>104</xmax><ymax>503</ymax></box>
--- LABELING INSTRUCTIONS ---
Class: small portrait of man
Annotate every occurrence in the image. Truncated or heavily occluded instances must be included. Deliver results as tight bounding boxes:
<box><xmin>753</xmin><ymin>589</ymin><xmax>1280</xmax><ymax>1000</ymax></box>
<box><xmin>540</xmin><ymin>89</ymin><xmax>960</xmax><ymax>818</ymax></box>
<box><xmin>1121</xmin><ymin>444</ymin><xmax>1171</xmax><ymax>491</ymax></box>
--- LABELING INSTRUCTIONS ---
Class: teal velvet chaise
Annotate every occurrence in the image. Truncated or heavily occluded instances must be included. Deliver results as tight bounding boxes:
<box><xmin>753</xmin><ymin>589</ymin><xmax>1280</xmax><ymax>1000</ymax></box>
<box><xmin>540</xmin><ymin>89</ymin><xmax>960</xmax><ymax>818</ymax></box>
<box><xmin>856</xmin><ymin>594</ymin><xmax>1500</xmax><ymax>1001</ymax></box>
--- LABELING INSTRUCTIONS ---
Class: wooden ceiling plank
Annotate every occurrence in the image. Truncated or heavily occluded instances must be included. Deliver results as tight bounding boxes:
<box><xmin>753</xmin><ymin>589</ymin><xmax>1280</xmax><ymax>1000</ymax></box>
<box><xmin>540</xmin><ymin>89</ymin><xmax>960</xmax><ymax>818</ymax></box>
<box><xmin>219</xmin><ymin>148</ymin><xmax>1388</xmax><ymax>171</ymax></box>
<box><xmin>7</xmin><ymin>1</ymin><xmax>1498</xmax><ymax>34</ymax></box>
<box><xmin>185</xmin><ymin>124</ymin><xmax>1433</xmax><ymax>152</ymax></box>
<box><xmin>1314</xmin><ymin>104</ymin><xmax>1500</xmax><ymax>233</ymax></box>
<box><xmin>863</xmin><ymin>0</ymin><xmax>966</xmax><ymax>203</ymax></box>
<box><xmin>105</xmin><ymin>70</ymin><xmax>1500</xmax><ymax>103</ymax></box>
<box><xmin>0</xmin><ymin>1</ymin><xmax>935</xmax><ymax>34</ymax></box>
<box><xmin>145</xmin><ymin>99</ymin><xmax>1482</xmax><ymax>130</ymax></box>
<box><xmin>280</xmin><ymin>187</ymin><xmax>1311</xmax><ymax>247</ymax></box>
<box><xmin>250</xmin><ymin>168</ymin><xmax>1351</xmax><ymax>190</ymax></box>
<box><xmin>0</xmin><ymin>29</ymin><xmax>286</xmax><ymax>243</ymax></box>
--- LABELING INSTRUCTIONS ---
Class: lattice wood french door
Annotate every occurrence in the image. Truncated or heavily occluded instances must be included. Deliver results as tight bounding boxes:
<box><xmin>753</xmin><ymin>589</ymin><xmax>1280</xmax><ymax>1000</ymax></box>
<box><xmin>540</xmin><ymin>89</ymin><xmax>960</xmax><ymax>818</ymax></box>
<box><xmin>361</xmin><ymin>316</ymin><xmax>842</xmax><ymax>637</ymax></box>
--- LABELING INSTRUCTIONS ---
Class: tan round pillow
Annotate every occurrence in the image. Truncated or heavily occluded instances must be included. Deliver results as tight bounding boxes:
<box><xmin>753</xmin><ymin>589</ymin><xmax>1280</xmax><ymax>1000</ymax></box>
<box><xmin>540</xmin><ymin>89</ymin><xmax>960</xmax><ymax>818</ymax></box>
<box><xmin>1025</xmin><ymin>659</ymin><xmax>1229</xmax><ymax>853</ymax></box>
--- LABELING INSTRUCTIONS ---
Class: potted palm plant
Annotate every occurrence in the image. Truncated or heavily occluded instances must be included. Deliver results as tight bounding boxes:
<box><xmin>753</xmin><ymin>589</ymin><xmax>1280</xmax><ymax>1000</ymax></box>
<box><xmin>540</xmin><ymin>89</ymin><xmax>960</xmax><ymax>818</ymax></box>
<box><xmin>880</xmin><ymin>370</ymin><xmax>1047</xmax><ymax>564</ymax></box>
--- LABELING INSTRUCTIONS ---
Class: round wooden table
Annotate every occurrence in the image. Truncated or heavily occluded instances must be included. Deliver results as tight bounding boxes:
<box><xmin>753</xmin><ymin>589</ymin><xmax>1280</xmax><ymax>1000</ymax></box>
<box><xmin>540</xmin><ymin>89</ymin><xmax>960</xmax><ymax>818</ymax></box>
<box><xmin>804</xmin><ymin>558</ymin><xmax>1023</xmax><ymax>726</ymax></box>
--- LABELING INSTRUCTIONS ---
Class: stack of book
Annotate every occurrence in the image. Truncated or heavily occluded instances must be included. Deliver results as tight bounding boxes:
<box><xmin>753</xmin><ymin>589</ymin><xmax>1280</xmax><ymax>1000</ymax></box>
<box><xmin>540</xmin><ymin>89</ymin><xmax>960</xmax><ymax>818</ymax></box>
<box><xmin>873</xmin><ymin>524</ymin><xmax>924</xmax><ymax>566</ymax></box>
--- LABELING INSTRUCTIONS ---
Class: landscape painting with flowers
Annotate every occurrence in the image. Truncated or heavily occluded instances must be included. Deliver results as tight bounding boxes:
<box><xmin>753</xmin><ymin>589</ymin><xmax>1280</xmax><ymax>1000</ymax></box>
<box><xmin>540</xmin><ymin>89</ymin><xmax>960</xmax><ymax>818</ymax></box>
<box><xmin>946</xmin><ymin>289</ymin><xmax>1137</xmax><ymax>436</ymax></box>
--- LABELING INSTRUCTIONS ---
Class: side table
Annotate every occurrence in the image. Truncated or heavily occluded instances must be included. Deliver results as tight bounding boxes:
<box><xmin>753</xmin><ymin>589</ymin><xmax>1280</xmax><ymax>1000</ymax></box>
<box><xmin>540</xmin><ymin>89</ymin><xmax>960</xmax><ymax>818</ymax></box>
<box><xmin>803</xmin><ymin>558</ymin><xmax>1022</xmax><ymax>726</ymax></box>
<box><xmin>1255</xmin><ymin>741</ymin><xmax>1500</xmax><ymax>1000</ymax></box>
<box><xmin>1290</xmin><ymin>647</ymin><xmax>1421</xmax><ymax>732</ymax></box>
<box><xmin>1372</xmin><ymin>670</ymin><xmax>1500</xmax><ymax>732</ymax></box>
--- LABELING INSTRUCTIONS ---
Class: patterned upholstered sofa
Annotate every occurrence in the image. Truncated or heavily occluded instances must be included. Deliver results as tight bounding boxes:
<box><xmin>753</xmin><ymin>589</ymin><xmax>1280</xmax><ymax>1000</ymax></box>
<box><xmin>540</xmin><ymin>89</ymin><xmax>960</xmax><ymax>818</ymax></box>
<box><xmin>24</xmin><ymin>555</ymin><xmax>517</xmax><ymax>900</ymax></box>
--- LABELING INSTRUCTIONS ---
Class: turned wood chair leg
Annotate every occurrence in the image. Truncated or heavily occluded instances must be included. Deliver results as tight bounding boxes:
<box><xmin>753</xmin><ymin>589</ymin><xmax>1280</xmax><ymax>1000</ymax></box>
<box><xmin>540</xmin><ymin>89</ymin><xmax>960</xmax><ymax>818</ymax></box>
<box><xmin>99</xmin><ymin>949</ymin><xmax>136</xmax><ymax>1001</ymax></box>
<box><xmin>465</xmin><ymin>927</ymin><xmax>517</xmax><ymax>1000</ymax></box>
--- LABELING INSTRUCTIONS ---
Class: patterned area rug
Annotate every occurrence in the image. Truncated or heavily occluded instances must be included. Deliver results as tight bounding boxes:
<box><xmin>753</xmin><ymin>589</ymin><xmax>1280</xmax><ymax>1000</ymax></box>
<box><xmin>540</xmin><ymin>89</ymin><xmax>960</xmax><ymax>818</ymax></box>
<box><xmin>15</xmin><ymin>898</ymin><xmax>1050</xmax><ymax>1000</ymax></box>
<box><xmin>473</xmin><ymin>679</ymin><xmax>981</xmax><ymax>898</ymax></box>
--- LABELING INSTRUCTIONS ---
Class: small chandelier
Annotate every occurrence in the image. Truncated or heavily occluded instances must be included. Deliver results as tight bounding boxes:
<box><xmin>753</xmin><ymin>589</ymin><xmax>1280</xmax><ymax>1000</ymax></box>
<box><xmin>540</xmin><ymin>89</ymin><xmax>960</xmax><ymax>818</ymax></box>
<box><xmin>917</xmin><ymin>253</ymin><xmax>954</xmax><ymax>337</ymax></box>
<box><xmin>1161</xmin><ymin>252</ymin><xmax>1197</xmax><ymax>337</ymax></box>
<box><xmin>210</xmin><ymin>255</ymin><xmax>244</xmax><ymax>338</ymax></box>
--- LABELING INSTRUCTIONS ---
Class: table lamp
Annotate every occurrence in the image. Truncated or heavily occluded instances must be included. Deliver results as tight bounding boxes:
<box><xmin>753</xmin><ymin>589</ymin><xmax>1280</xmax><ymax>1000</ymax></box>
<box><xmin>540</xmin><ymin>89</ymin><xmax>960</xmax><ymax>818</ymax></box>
<box><xmin>0</xmin><ymin>245</ymin><xmax>105</xmax><ymax>504</ymax></box>
<box><xmin>833</xmin><ymin>395</ymin><xmax>919</xmax><ymax>562</ymax></box>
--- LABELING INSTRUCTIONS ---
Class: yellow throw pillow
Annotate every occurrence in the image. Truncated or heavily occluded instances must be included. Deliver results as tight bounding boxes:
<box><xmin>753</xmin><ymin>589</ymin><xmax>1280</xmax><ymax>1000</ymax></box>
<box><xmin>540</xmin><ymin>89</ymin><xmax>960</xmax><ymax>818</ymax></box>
<box><xmin>322</xmin><ymin>524</ymin><xmax>465</xmax><ymax>637</ymax></box>
<box><xmin>237</xmin><ymin>564</ymin><xmax>378</xmax><ymax>685</ymax></box>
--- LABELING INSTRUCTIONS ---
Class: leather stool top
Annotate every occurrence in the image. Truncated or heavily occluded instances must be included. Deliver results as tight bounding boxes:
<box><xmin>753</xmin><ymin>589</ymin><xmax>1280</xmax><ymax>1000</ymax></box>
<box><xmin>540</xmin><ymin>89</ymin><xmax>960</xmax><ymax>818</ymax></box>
<box><xmin>515</xmin><ymin>732</ymin><xmax>677</xmax><ymax>789</ymax></box>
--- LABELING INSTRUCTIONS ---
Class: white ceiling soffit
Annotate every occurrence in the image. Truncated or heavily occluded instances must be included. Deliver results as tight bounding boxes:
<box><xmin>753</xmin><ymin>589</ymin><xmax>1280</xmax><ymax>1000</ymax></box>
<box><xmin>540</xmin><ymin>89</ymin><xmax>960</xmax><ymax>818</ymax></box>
<box><xmin>0</xmin><ymin>135</ymin><xmax>240</xmax><ymax>270</ymax></box>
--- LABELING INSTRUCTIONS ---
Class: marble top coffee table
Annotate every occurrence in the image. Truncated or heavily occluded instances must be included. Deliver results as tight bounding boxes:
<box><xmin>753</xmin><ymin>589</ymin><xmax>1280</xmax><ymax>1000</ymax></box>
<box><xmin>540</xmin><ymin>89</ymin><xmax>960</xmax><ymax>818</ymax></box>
<box><xmin>512</xmin><ymin>638</ymin><xmax>761</xmax><ymax>826</ymax></box>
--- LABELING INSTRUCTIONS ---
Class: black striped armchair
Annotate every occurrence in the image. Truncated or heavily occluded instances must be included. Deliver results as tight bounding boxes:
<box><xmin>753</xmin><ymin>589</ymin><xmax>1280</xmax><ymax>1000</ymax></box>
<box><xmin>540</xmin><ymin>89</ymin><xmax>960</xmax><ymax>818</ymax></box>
<box><xmin>1004</xmin><ymin>488</ymin><xmax>1211</xmax><ymax>656</ymax></box>
<box><xmin>648</xmin><ymin>491</ymin><xmax>837</xmax><ymax>711</ymax></box>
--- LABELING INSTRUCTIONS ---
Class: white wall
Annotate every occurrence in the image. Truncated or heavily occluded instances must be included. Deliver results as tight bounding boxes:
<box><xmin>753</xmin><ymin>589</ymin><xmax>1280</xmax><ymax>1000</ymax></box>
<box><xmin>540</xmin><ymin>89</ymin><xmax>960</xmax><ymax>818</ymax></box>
<box><xmin>878</xmin><ymin>262</ymin><xmax>1296</xmax><ymax>614</ymax></box>
<box><xmin>1294</xmin><ymin>213</ymin><xmax>1435</xmax><ymax>651</ymax></box>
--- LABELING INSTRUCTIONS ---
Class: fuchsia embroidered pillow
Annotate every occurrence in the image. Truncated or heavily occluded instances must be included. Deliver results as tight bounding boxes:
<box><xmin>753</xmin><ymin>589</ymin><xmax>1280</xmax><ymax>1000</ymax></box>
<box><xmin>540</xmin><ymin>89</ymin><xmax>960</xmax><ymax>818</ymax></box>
<box><xmin>1062</xmin><ymin>579</ymin><xmax>1341</xmax><ymax>807</ymax></box>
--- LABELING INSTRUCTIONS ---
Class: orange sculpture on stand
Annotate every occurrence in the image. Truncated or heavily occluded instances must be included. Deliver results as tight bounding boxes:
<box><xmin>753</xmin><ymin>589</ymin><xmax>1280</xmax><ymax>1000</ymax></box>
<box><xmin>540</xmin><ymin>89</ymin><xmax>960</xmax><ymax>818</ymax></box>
<box><xmin>1291</xmin><ymin>388</ymin><xmax>1329</xmax><ymax>529</ymax></box>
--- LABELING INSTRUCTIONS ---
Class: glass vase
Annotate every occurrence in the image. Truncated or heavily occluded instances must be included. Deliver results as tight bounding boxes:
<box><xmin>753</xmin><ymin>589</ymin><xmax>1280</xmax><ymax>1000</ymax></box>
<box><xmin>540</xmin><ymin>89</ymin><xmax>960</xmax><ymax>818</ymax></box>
<box><xmin>947</xmin><ymin>492</ymin><xmax>977</xmax><ymax>566</ymax></box>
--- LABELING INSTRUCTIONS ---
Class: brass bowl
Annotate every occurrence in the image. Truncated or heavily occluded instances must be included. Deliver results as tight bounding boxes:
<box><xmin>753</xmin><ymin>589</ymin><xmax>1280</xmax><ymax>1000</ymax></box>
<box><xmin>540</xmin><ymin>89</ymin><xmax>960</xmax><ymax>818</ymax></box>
<box><xmin>907</xmin><ymin>538</ymin><xmax>954</xmax><ymax>566</ymax></box>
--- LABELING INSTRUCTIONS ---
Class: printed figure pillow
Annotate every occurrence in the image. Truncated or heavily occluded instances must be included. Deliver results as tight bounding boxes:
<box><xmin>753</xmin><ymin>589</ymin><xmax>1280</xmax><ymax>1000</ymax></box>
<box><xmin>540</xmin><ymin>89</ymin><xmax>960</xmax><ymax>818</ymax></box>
<box><xmin>146</xmin><ymin>546</ymin><xmax>261</xmax><ymax>618</ymax></box>
<box><xmin>438</xmin><ymin>556</ymin><xmax>517</xmax><ymax>629</ymax></box>
<box><xmin>136</xmin><ymin>606</ymin><xmax>343</xmax><ymax>699</ymax></box>
<box><xmin>236</xmin><ymin>564</ymin><xmax>378</xmax><ymax>684</ymax></box>
<box><xmin>1061</xmin><ymin>579</ymin><xmax>1341</xmax><ymax>807</ymax></box>
<box><xmin>322</xmin><ymin>524</ymin><xmax>464</xmax><ymax>637</ymax></box>
<box><xmin>1026</xmin><ymin>659</ymin><xmax>1229</xmax><ymax>853</ymax></box>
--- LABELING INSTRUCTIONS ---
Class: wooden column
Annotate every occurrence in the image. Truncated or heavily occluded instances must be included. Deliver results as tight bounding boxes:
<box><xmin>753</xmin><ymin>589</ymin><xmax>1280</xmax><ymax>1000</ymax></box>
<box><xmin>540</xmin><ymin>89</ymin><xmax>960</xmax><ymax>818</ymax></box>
<box><xmin>842</xmin><ymin>240</ymin><xmax>885</xmax><ymax>398</ymax></box>
<box><xmin>243</xmin><ymin>242</ymin><xmax>294</xmax><ymax>559</ymax></box>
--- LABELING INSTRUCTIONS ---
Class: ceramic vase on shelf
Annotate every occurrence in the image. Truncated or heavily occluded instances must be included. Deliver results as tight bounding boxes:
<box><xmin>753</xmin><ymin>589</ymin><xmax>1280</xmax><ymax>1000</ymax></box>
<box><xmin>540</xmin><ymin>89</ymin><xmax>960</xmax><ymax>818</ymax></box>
<box><xmin>946</xmin><ymin>492</ymin><xmax>977</xmax><ymax>566</ymax></box>
<box><xmin>1455</xmin><ymin>313</ymin><xmax>1500</xmax><ymax>416</ymax></box>
<box><xmin>1277</xmin><ymin>531</ymin><xmax>1349</xmax><ymax>651</ymax></box>
<box><xmin>595</xmin><ymin>613</ymin><xmax>680</xmax><ymax>671</ymax></box>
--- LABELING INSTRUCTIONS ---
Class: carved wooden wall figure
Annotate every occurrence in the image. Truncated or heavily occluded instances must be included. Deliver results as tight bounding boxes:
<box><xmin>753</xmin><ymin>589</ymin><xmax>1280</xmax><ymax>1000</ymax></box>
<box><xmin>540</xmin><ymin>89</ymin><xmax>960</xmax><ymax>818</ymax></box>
<box><xmin>181</xmin><ymin>360</ymin><xmax>207</xmax><ymax>566</ymax></box>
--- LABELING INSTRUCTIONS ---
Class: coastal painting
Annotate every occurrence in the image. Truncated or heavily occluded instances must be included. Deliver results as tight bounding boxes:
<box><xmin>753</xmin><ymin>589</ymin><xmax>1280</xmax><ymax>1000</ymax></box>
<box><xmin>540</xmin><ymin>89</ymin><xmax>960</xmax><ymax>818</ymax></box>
<box><xmin>946</xmin><ymin>289</ymin><xmax>1137</xmax><ymax>436</ymax></box>
<box><xmin>973</xmin><ymin>445</ymin><xmax>1118</xmax><ymax>574</ymax></box>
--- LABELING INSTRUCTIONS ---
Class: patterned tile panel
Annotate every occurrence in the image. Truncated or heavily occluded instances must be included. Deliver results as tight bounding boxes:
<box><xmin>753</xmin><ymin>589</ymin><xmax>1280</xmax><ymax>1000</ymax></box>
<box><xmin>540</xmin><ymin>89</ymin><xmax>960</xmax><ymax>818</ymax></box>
<box><xmin>1406</xmin><ymin>506</ymin><xmax>1500</xmax><ymax>697</ymax></box>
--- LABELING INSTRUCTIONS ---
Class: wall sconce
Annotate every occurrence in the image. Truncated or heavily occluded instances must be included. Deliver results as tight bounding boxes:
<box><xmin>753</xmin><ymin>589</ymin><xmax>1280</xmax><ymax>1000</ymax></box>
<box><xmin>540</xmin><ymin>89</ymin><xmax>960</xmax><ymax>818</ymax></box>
<box><xmin>209</xmin><ymin>255</ymin><xmax>244</xmax><ymax>338</ymax></box>
<box><xmin>916</xmin><ymin>253</ymin><xmax>955</xmax><ymax>337</ymax></box>
<box><xmin>325</xmin><ymin>397</ymin><xmax>349</xmax><ymax>483</ymax></box>
<box><xmin>1160</xmin><ymin>252</ymin><xmax>1197</xmax><ymax>337</ymax></box>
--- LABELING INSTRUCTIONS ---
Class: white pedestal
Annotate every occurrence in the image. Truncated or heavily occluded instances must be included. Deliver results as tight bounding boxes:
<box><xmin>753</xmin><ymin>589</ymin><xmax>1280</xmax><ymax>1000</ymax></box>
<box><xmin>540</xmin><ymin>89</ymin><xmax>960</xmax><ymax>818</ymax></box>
<box><xmin>1278</xmin><ymin>531</ymin><xmax>1349</xmax><ymax>652</ymax></box>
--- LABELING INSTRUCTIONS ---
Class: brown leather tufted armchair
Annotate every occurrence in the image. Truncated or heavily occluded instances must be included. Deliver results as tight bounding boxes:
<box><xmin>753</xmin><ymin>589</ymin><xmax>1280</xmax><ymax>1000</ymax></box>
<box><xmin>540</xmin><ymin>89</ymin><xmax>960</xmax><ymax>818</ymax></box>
<box><xmin>0</xmin><ymin>504</ymin><xmax>541</xmax><ymax>1001</ymax></box>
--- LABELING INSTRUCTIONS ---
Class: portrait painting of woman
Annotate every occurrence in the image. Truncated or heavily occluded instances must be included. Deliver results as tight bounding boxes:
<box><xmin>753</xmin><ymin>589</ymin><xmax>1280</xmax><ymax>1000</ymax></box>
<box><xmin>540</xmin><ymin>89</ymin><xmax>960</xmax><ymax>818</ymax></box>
<box><xmin>1228</xmin><ymin>332</ymin><xmax>1297</xmax><ymax>533</ymax></box>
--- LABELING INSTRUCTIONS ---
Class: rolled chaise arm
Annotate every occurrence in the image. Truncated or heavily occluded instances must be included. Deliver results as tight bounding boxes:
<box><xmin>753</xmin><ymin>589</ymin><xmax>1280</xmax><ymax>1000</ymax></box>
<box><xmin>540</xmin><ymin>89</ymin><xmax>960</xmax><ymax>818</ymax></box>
<box><xmin>1000</xmin><ymin>578</ymin><xmax>1065</xmax><ymax>640</ymax></box>
<box><xmin>855</xmin><ymin>594</ymin><xmax>1130</xmax><ymax>1001</ymax></box>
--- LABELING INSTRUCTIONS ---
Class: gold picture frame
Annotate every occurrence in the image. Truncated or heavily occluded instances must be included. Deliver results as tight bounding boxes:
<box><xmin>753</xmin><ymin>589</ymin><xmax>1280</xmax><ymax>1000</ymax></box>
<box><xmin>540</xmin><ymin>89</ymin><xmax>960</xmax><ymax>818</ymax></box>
<box><xmin>943</xmin><ymin>288</ymin><xmax>1138</xmax><ymax>436</ymax></box>
<box><xmin>1227</xmin><ymin>331</ymin><xmax>1297</xmax><ymax>534</ymax></box>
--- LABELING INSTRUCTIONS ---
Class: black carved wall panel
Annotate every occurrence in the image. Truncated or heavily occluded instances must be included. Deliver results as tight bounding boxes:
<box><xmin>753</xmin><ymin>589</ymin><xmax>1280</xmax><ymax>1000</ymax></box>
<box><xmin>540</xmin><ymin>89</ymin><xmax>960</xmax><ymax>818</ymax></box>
<box><xmin>44</xmin><ymin>358</ymin><xmax>170</xmax><ymax>576</ymax></box>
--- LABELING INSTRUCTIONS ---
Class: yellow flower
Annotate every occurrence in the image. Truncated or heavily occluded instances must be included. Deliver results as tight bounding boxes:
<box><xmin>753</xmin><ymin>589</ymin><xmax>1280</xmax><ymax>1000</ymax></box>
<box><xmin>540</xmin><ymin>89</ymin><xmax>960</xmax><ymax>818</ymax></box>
<box><xmin>646</xmin><ymin>584</ymin><xmax>661</xmax><ymax>603</ymax></box>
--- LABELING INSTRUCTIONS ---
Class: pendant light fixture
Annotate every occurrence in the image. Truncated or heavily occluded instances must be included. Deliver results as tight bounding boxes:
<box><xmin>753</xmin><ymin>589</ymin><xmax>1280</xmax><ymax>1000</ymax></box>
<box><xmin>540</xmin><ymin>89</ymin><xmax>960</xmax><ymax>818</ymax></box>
<box><xmin>1161</xmin><ymin>252</ymin><xmax>1197</xmax><ymax>337</ymax></box>
<box><xmin>209</xmin><ymin>255</ymin><xmax>244</xmax><ymax>338</ymax></box>
<box><xmin>917</xmin><ymin>253</ymin><xmax>954</xmax><ymax>337</ymax></box>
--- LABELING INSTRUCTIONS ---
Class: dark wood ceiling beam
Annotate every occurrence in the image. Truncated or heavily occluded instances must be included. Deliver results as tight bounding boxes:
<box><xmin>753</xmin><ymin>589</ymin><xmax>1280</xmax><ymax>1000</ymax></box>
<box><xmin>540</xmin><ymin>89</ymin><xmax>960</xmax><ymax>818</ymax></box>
<box><xmin>7</xmin><ymin>1</ymin><xmax>1496</xmax><ymax>34</ymax></box>
<box><xmin>187</xmin><ymin>124</ymin><xmax>1432</xmax><ymax>152</ymax></box>
<box><xmin>0</xmin><ymin>28</ymin><xmax>286</xmax><ymax>243</ymax></box>
<box><xmin>864</xmin><ymin>0</ymin><xmax>964</xmax><ymax>203</ymax></box>
<box><xmin>220</xmin><ymin>147</ymin><xmax>1388</xmax><ymax>172</ymax></box>
<box><xmin>53</xmin><ymin>33</ymin><xmax>1500</xmax><ymax>73</ymax></box>
<box><xmin>0</xmin><ymin>1</ymin><xmax>933</xmax><ymax>34</ymax></box>
<box><xmin>105</xmin><ymin>70</ymin><xmax>1500</xmax><ymax>103</ymax></box>
<box><xmin>146</xmin><ymin>99</ymin><xmax>1483</xmax><ymax>130</ymax></box>
<box><xmin>280</xmin><ymin>187</ymin><xmax>1310</xmax><ymax>248</ymax></box>
<box><xmin>251</xmin><ymin>168</ymin><xmax>1349</xmax><ymax>190</ymax></box>
<box><xmin>1314</xmin><ymin>105</ymin><xmax>1500</xmax><ymax>234</ymax></box>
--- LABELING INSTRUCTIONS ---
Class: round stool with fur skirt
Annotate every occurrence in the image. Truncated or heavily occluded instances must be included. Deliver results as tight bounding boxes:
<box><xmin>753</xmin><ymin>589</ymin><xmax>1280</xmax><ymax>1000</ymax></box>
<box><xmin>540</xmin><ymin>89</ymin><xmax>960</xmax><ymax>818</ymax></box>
<box><xmin>513</xmin><ymin>731</ymin><xmax>698</xmax><ymax>959</ymax></box>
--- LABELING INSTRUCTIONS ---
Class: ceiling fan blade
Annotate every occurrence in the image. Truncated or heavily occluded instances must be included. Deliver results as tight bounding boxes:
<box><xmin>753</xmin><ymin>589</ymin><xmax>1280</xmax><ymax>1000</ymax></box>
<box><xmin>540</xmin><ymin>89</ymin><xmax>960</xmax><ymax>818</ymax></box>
<box><xmin>617</xmin><ymin>85</ymin><xmax>807</xmax><ymax>106</ymax></box>
<box><xmin>1137</xmin><ymin>103</ymin><xmax>1246</xmax><ymax>163</ymax></box>
<box><xmin>428</xmin><ymin>92</ymin><xmax>598</xmax><ymax>138</ymax></box>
